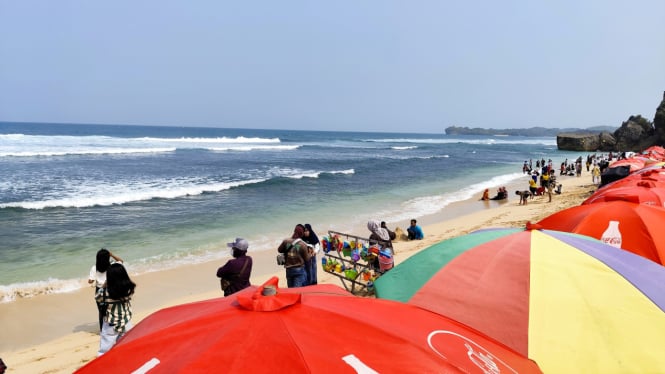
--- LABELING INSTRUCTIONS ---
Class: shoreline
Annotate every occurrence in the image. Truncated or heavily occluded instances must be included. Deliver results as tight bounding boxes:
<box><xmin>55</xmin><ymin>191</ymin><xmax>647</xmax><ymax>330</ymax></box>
<box><xmin>0</xmin><ymin>174</ymin><xmax>596</xmax><ymax>373</ymax></box>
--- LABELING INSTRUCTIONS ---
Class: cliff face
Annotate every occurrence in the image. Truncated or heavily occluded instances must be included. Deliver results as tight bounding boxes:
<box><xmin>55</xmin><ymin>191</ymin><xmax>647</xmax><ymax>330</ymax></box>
<box><xmin>655</xmin><ymin>92</ymin><xmax>665</xmax><ymax>143</ymax></box>
<box><xmin>558</xmin><ymin>92</ymin><xmax>665</xmax><ymax>152</ymax></box>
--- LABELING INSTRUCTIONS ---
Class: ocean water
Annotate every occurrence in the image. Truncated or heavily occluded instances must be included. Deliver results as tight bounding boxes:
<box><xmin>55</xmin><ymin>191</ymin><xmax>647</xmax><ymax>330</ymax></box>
<box><xmin>0</xmin><ymin>122</ymin><xmax>575</xmax><ymax>302</ymax></box>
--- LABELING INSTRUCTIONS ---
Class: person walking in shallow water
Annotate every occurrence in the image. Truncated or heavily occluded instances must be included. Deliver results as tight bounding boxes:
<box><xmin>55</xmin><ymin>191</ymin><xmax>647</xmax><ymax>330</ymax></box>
<box><xmin>88</xmin><ymin>248</ymin><xmax>123</xmax><ymax>331</ymax></box>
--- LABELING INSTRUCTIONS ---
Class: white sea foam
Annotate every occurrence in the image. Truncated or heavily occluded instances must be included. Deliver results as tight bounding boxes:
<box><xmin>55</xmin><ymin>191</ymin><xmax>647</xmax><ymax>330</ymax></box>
<box><xmin>391</xmin><ymin>146</ymin><xmax>418</xmax><ymax>150</ymax></box>
<box><xmin>0</xmin><ymin>178</ymin><xmax>267</xmax><ymax>209</ymax></box>
<box><xmin>0</xmin><ymin>168</ymin><xmax>355</xmax><ymax>209</ymax></box>
<box><xmin>286</xmin><ymin>169</ymin><xmax>355</xmax><ymax>179</ymax></box>
<box><xmin>378</xmin><ymin>172</ymin><xmax>525</xmax><ymax>223</ymax></box>
<box><xmin>209</xmin><ymin>145</ymin><xmax>299</xmax><ymax>152</ymax></box>
<box><xmin>0</xmin><ymin>278</ymin><xmax>87</xmax><ymax>303</ymax></box>
<box><xmin>0</xmin><ymin>148</ymin><xmax>176</xmax><ymax>157</ymax></box>
<box><xmin>0</xmin><ymin>133</ymin><xmax>285</xmax><ymax>157</ymax></box>
<box><xmin>140</xmin><ymin>136</ymin><xmax>280</xmax><ymax>143</ymax></box>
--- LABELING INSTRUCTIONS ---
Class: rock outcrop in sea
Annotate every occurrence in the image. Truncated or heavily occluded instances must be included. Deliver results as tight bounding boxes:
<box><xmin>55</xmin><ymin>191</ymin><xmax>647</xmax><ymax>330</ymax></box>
<box><xmin>557</xmin><ymin>91</ymin><xmax>665</xmax><ymax>152</ymax></box>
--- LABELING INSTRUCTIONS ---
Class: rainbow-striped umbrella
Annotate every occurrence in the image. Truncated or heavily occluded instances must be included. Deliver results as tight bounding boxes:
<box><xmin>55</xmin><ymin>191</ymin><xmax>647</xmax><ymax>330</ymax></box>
<box><xmin>375</xmin><ymin>228</ymin><xmax>665</xmax><ymax>373</ymax></box>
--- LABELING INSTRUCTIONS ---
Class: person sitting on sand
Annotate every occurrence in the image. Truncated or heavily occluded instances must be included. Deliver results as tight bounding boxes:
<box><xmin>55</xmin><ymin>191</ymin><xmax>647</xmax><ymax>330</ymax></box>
<box><xmin>490</xmin><ymin>187</ymin><xmax>507</xmax><ymax>200</ymax></box>
<box><xmin>480</xmin><ymin>189</ymin><xmax>490</xmax><ymax>201</ymax></box>
<box><xmin>407</xmin><ymin>219</ymin><xmax>424</xmax><ymax>240</ymax></box>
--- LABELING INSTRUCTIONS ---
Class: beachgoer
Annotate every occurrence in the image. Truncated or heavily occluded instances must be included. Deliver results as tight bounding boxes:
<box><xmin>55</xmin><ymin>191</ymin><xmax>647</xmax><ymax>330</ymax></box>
<box><xmin>381</xmin><ymin>221</ymin><xmax>397</xmax><ymax>241</ymax></box>
<box><xmin>480</xmin><ymin>189</ymin><xmax>490</xmax><ymax>201</ymax></box>
<box><xmin>302</xmin><ymin>224</ymin><xmax>320</xmax><ymax>285</ymax></box>
<box><xmin>368</xmin><ymin>219</ymin><xmax>395</xmax><ymax>272</ymax></box>
<box><xmin>368</xmin><ymin>219</ymin><xmax>393</xmax><ymax>253</ymax></box>
<box><xmin>88</xmin><ymin>248</ymin><xmax>123</xmax><ymax>331</ymax></box>
<box><xmin>528</xmin><ymin>178</ymin><xmax>537</xmax><ymax>199</ymax></box>
<box><xmin>277</xmin><ymin>225</ymin><xmax>312</xmax><ymax>288</ymax></box>
<box><xmin>96</xmin><ymin>263</ymin><xmax>135</xmax><ymax>356</ymax></box>
<box><xmin>554</xmin><ymin>184</ymin><xmax>563</xmax><ymax>194</ymax></box>
<box><xmin>515</xmin><ymin>190</ymin><xmax>530</xmax><ymax>205</ymax></box>
<box><xmin>407</xmin><ymin>219</ymin><xmax>424</xmax><ymax>240</ymax></box>
<box><xmin>216</xmin><ymin>238</ymin><xmax>253</xmax><ymax>296</ymax></box>
<box><xmin>490</xmin><ymin>187</ymin><xmax>507</xmax><ymax>200</ymax></box>
<box><xmin>592</xmin><ymin>165</ymin><xmax>601</xmax><ymax>185</ymax></box>
<box><xmin>0</xmin><ymin>358</ymin><xmax>6</xmax><ymax>374</ymax></box>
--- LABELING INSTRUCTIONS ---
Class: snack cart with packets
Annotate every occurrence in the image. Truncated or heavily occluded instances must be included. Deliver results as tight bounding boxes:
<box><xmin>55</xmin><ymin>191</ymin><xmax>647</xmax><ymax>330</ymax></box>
<box><xmin>320</xmin><ymin>230</ymin><xmax>393</xmax><ymax>295</ymax></box>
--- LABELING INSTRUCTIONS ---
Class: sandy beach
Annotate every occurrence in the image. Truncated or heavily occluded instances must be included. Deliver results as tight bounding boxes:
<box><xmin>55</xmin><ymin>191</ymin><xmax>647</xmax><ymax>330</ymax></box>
<box><xmin>1</xmin><ymin>174</ymin><xmax>596</xmax><ymax>373</ymax></box>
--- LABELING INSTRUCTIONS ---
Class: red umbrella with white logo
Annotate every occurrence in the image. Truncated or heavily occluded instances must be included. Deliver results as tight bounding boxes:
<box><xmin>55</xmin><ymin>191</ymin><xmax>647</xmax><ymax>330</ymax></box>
<box><xmin>76</xmin><ymin>277</ymin><xmax>541</xmax><ymax>373</ymax></box>
<box><xmin>534</xmin><ymin>200</ymin><xmax>665</xmax><ymax>265</ymax></box>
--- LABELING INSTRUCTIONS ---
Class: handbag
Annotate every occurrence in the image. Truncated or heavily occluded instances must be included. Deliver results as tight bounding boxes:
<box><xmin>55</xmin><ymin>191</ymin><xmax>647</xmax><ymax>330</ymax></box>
<box><xmin>220</xmin><ymin>257</ymin><xmax>250</xmax><ymax>291</ymax></box>
<box><xmin>276</xmin><ymin>253</ymin><xmax>286</xmax><ymax>266</ymax></box>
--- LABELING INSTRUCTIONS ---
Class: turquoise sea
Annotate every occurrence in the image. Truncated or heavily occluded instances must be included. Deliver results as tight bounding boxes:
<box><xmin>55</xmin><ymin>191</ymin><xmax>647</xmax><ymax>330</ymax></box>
<box><xmin>0</xmin><ymin>122</ymin><xmax>581</xmax><ymax>302</ymax></box>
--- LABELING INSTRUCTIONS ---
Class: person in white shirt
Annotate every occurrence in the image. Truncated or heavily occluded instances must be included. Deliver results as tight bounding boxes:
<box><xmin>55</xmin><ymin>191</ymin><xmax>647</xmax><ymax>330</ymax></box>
<box><xmin>88</xmin><ymin>248</ymin><xmax>123</xmax><ymax>331</ymax></box>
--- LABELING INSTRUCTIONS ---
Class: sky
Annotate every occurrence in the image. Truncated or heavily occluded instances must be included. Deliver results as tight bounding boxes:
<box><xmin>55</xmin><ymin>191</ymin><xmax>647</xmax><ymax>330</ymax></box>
<box><xmin>1</xmin><ymin>1</ymin><xmax>664</xmax><ymax>133</ymax></box>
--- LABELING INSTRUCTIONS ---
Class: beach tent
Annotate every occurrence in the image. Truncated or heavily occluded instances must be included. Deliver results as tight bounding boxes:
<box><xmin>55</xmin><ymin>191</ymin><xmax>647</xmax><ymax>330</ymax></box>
<box><xmin>600</xmin><ymin>165</ymin><xmax>631</xmax><ymax>186</ymax></box>
<box><xmin>533</xmin><ymin>201</ymin><xmax>665</xmax><ymax>265</ymax></box>
<box><xmin>374</xmin><ymin>228</ymin><xmax>665</xmax><ymax>373</ymax></box>
<box><xmin>76</xmin><ymin>277</ymin><xmax>541</xmax><ymax>373</ymax></box>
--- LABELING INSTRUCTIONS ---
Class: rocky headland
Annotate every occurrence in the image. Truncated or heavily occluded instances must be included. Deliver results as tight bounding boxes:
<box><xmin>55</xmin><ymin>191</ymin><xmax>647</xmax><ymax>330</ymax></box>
<box><xmin>557</xmin><ymin>92</ymin><xmax>665</xmax><ymax>152</ymax></box>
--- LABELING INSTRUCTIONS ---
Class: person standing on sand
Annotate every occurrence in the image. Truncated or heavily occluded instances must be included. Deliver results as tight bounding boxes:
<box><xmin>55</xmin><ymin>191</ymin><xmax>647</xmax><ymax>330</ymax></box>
<box><xmin>592</xmin><ymin>164</ymin><xmax>601</xmax><ymax>185</ymax></box>
<box><xmin>302</xmin><ymin>224</ymin><xmax>320</xmax><ymax>285</ymax></box>
<box><xmin>96</xmin><ymin>263</ymin><xmax>135</xmax><ymax>356</ymax></box>
<box><xmin>381</xmin><ymin>221</ymin><xmax>397</xmax><ymax>241</ymax></box>
<box><xmin>216</xmin><ymin>238</ymin><xmax>253</xmax><ymax>296</ymax></box>
<box><xmin>277</xmin><ymin>225</ymin><xmax>312</xmax><ymax>288</ymax></box>
<box><xmin>88</xmin><ymin>248</ymin><xmax>123</xmax><ymax>331</ymax></box>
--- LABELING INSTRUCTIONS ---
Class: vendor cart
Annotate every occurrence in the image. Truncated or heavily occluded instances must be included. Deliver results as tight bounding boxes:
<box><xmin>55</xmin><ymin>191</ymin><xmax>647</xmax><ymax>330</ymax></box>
<box><xmin>321</xmin><ymin>231</ymin><xmax>393</xmax><ymax>296</ymax></box>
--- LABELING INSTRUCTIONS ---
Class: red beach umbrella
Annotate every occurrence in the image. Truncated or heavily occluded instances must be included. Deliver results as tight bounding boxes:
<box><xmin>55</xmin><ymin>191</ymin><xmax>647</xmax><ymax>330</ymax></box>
<box><xmin>600</xmin><ymin>169</ymin><xmax>665</xmax><ymax>190</ymax></box>
<box><xmin>534</xmin><ymin>201</ymin><xmax>665</xmax><ymax>264</ymax></box>
<box><xmin>76</xmin><ymin>277</ymin><xmax>541</xmax><ymax>373</ymax></box>
<box><xmin>608</xmin><ymin>157</ymin><xmax>647</xmax><ymax>173</ymax></box>
<box><xmin>582</xmin><ymin>183</ymin><xmax>665</xmax><ymax>208</ymax></box>
<box><xmin>643</xmin><ymin>146</ymin><xmax>665</xmax><ymax>160</ymax></box>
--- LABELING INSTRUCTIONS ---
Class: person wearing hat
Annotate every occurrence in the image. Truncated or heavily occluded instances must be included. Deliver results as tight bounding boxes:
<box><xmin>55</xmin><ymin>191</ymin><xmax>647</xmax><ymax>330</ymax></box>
<box><xmin>216</xmin><ymin>238</ymin><xmax>253</xmax><ymax>296</ymax></box>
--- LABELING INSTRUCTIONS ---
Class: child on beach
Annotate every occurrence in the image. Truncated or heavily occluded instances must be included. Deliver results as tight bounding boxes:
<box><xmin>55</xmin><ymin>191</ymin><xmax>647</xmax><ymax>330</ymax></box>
<box><xmin>96</xmin><ymin>263</ymin><xmax>135</xmax><ymax>356</ymax></box>
<box><xmin>88</xmin><ymin>249</ymin><xmax>123</xmax><ymax>331</ymax></box>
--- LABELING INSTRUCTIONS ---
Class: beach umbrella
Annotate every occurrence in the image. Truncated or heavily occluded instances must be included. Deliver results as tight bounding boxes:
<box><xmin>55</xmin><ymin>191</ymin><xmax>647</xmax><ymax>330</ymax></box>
<box><xmin>374</xmin><ymin>228</ymin><xmax>665</xmax><ymax>373</ymax></box>
<box><xmin>643</xmin><ymin>145</ymin><xmax>665</xmax><ymax>160</ymax></box>
<box><xmin>76</xmin><ymin>277</ymin><xmax>541</xmax><ymax>374</ymax></box>
<box><xmin>582</xmin><ymin>183</ymin><xmax>665</xmax><ymax>208</ymax></box>
<box><xmin>533</xmin><ymin>201</ymin><xmax>665</xmax><ymax>264</ymax></box>
<box><xmin>600</xmin><ymin>170</ymin><xmax>665</xmax><ymax>190</ymax></box>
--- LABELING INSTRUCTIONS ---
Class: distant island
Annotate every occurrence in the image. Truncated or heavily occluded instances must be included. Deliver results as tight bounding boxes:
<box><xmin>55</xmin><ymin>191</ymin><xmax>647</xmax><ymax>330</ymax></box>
<box><xmin>445</xmin><ymin>126</ymin><xmax>616</xmax><ymax>137</ymax></box>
